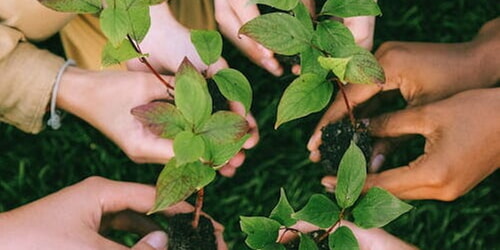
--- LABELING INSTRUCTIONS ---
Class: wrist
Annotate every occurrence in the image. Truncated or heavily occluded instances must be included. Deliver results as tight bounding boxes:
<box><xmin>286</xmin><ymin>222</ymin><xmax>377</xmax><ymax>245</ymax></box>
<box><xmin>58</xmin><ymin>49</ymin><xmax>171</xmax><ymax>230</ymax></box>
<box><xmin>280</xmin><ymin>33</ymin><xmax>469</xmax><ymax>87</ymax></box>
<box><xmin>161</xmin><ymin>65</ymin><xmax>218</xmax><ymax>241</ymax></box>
<box><xmin>56</xmin><ymin>66</ymin><xmax>97</xmax><ymax>117</ymax></box>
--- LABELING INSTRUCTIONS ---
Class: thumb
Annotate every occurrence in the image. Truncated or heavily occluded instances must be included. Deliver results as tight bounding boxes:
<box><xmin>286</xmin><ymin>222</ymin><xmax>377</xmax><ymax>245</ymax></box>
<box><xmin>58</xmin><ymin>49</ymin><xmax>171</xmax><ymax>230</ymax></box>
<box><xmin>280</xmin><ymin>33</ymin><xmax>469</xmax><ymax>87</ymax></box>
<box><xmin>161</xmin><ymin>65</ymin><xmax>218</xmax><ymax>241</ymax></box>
<box><xmin>132</xmin><ymin>231</ymin><xmax>168</xmax><ymax>250</ymax></box>
<box><xmin>369</xmin><ymin>106</ymin><xmax>432</xmax><ymax>138</ymax></box>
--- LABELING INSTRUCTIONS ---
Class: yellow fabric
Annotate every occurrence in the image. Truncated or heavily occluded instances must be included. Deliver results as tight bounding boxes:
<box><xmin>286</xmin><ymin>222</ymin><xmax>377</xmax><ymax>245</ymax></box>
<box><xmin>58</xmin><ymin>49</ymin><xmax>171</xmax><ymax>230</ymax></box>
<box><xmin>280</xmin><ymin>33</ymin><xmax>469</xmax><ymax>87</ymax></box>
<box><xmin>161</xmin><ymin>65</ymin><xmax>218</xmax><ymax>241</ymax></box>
<box><xmin>0</xmin><ymin>0</ymin><xmax>70</xmax><ymax>133</ymax></box>
<box><xmin>169</xmin><ymin>0</ymin><xmax>216</xmax><ymax>30</ymax></box>
<box><xmin>60</xmin><ymin>1</ymin><xmax>216</xmax><ymax>71</ymax></box>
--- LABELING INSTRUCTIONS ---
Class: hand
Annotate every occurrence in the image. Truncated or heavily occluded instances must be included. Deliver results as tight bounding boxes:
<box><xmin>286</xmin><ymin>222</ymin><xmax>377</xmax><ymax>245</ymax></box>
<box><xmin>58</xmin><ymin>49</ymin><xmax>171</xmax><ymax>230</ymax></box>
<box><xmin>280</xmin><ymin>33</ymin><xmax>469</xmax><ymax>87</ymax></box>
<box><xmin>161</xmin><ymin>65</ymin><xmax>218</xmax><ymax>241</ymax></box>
<box><xmin>323</xmin><ymin>88</ymin><xmax>500</xmax><ymax>201</ymax></box>
<box><xmin>308</xmin><ymin>17</ymin><xmax>500</xmax><ymax>162</ymax></box>
<box><xmin>214</xmin><ymin>0</ymin><xmax>283</xmax><ymax>76</ymax></box>
<box><xmin>57</xmin><ymin>67</ymin><xmax>175</xmax><ymax>163</ymax></box>
<box><xmin>0</xmin><ymin>176</ymin><xmax>228</xmax><ymax>249</ymax></box>
<box><xmin>280</xmin><ymin>220</ymin><xmax>417</xmax><ymax>250</ymax></box>
<box><xmin>126</xmin><ymin>2</ymin><xmax>227</xmax><ymax>75</ymax></box>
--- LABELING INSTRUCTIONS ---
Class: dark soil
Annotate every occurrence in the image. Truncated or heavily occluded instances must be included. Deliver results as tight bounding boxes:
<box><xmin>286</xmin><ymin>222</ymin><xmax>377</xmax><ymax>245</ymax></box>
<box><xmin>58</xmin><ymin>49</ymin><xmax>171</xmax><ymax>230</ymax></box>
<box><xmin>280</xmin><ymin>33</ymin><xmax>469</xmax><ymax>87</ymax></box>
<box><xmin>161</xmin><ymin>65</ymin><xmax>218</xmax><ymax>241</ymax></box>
<box><xmin>165</xmin><ymin>213</ymin><xmax>217</xmax><ymax>250</ymax></box>
<box><xmin>284</xmin><ymin>230</ymin><xmax>329</xmax><ymax>250</ymax></box>
<box><xmin>207</xmin><ymin>78</ymin><xmax>230</xmax><ymax>112</ymax></box>
<box><xmin>319</xmin><ymin>119</ymin><xmax>372</xmax><ymax>175</ymax></box>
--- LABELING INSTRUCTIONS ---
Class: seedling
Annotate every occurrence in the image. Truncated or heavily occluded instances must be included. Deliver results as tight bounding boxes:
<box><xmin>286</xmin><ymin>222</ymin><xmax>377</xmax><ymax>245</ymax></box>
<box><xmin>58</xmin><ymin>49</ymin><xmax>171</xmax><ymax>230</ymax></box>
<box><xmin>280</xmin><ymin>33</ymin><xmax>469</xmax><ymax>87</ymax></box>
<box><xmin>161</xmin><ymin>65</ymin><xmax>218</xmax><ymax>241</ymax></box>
<box><xmin>239</xmin><ymin>0</ymin><xmax>412</xmax><ymax>248</ymax></box>
<box><xmin>241</xmin><ymin>142</ymin><xmax>413</xmax><ymax>249</ymax></box>
<box><xmin>40</xmin><ymin>0</ymin><xmax>253</xmax><ymax>247</ymax></box>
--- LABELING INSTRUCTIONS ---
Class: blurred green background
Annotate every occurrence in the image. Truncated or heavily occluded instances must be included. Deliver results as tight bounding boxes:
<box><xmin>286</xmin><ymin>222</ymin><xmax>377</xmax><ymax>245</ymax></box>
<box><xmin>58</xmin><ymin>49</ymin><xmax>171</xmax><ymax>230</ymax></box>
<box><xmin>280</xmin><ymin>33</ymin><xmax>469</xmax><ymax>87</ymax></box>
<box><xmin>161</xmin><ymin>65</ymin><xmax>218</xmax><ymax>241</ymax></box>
<box><xmin>1</xmin><ymin>0</ymin><xmax>498</xmax><ymax>249</ymax></box>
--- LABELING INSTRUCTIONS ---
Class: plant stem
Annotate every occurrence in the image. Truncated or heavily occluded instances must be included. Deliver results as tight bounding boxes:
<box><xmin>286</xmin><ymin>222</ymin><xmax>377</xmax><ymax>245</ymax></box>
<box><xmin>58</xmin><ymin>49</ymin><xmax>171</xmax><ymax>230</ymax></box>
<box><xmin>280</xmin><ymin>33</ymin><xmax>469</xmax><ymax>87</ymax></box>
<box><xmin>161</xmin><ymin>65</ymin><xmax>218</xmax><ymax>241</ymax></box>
<box><xmin>126</xmin><ymin>35</ymin><xmax>175</xmax><ymax>91</ymax></box>
<box><xmin>317</xmin><ymin>208</ymin><xmax>345</xmax><ymax>242</ymax></box>
<box><xmin>192</xmin><ymin>188</ymin><xmax>205</xmax><ymax>229</ymax></box>
<box><xmin>335</xmin><ymin>79</ymin><xmax>356</xmax><ymax>127</ymax></box>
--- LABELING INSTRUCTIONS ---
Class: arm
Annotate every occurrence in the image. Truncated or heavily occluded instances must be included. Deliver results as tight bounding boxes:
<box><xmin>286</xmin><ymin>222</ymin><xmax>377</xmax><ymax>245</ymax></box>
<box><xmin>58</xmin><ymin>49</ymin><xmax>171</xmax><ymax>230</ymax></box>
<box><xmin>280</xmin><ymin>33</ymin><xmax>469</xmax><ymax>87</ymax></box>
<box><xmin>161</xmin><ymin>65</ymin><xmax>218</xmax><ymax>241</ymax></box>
<box><xmin>0</xmin><ymin>176</ymin><xmax>227</xmax><ymax>249</ymax></box>
<box><xmin>308</xmin><ymin>17</ymin><xmax>500</xmax><ymax>161</ymax></box>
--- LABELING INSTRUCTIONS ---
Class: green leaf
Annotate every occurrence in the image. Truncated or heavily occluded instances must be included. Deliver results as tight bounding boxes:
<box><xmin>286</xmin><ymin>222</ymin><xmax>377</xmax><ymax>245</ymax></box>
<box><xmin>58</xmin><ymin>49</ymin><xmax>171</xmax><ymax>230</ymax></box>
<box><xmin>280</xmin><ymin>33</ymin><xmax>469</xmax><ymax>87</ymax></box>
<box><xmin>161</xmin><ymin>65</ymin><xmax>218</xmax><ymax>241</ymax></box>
<box><xmin>173</xmin><ymin>131</ymin><xmax>205</xmax><ymax>166</ymax></box>
<box><xmin>335</xmin><ymin>141</ymin><xmax>366</xmax><ymax>209</ymax></box>
<box><xmin>318</xmin><ymin>56</ymin><xmax>352</xmax><ymax>82</ymax></box>
<box><xmin>101</xmin><ymin>41</ymin><xmax>145</xmax><ymax>66</ymax></box>
<box><xmin>131</xmin><ymin>102</ymin><xmax>189</xmax><ymax>139</ymax></box>
<box><xmin>199</xmin><ymin>111</ymin><xmax>249</xmax><ymax>144</ymax></box>
<box><xmin>212</xmin><ymin>68</ymin><xmax>253</xmax><ymax>114</ymax></box>
<box><xmin>328</xmin><ymin>226</ymin><xmax>360</xmax><ymax>250</ymax></box>
<box><xmin>269</xmin><ymin>188</ymin><xmax>297</xmax><ymax>227</ymax></box>
<box><xmin>249</xmin><ymin>0</ymin><xmax>299</xmax><ymax>11</ymax></box>
<box><xmin>203</xmin><ymin>134</ymin><xmax>250</xmax><ymax>166</ymax></box>
<box><xmin>125</xmin><ymin>5</ymin><xmax>151</xmax><ymax>43</ymax></box>
<box><xmin>299</xmin><ymin>234</ymin><xmax>318</xmax><ymax>250</ymax></box>
<box><xmin>191</xmin><ymin>30</ymin><xmax>223</xmax><ymax>65</ymax></box>
<box><xmin>275</xmin><ymin>73</ymin><xmax>332</xmax><ymax>128</ymax></box>
<box><xmin>300</xmin><ymin>46</ymin><xmax>329</xmax><ymax>79</ymax></box>
<box><xmin>292</xmin><ymin>194</ymin><xmax>339</xmax><ymax>228</ymax></box>
<box><xmin>334</xmin><ymin>46</ymin><xmax>385</xmax><ymax>84</ymax></box>
<box><xmin>175</xmin><ymin>58</ymin><xmax>212</xmax><ymax>128</ymax></box>
<box><xmin>240</xmin><ymin>216</ymin><xmax>281</xmax><ymax>249</ymax></box>
<box><xmin>292</xmin><ymin>1</ymin><xmax>314</xmax><ymax>31</ymax></box>
<box><xmin>39</xmin><ymin>0</ymin><xmax>102</xmax><ymax>13</ymax></box>
<box><xmin>313</xmin><ymin>20</ymin><xmax>355</xmax><ymax>54</ymax></box>
<box><xmin>100</xmin><ymin>7</ymin><xmax>129</xmax><ymax>46</ymax></box>
<box><xmin>149</xmin><ymin>159</ymin><xmax>215</xmax><ymax>214</ymax></box>
<box><xmin>353</xmin><ymin>187</ymin><xmax>413</xmax><ymax>228</ymax></box>
<box><xmin>321</xmin><ymin>0</ymin><xmax>382</xmax><ymax>18</ymax></box>
<box><xmin>262</xmin><ymin>243</ymin><xmax>287</xmax><ymax>250</ymax></box>
<box><xmin>240</xmin><ymin>13</ymin><xmax>312</xmax><ymax>55</ymax></box>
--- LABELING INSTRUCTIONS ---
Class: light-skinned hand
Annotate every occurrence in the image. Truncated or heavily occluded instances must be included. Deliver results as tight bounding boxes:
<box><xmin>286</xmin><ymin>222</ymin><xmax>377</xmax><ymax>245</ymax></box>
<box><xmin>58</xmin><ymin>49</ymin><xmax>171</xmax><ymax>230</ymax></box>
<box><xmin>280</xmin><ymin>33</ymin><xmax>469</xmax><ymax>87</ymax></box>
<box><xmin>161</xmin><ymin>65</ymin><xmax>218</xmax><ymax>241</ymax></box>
<box><xmin>322</xmin><ymin>88</ymin><xmax>500</xmax><ymax>201</ymax></box>
<box><xmin>308</xmin><ymin>17</ymin><xmax>500</xmax><ymax>162</ymax></box>
<box><xmin>0</xmin><ymin>176</ymin><xmax>228</xmax><ymax>249</ymax></box>
<box><xmin>57</xmin><ymin>67</ymin><xmax>255</xmax><ymax>177</ymax></box>
<box><xmin>280</xmin><ymin>220</ymin><xmax>417</xmax><ymax>250</ymax></box>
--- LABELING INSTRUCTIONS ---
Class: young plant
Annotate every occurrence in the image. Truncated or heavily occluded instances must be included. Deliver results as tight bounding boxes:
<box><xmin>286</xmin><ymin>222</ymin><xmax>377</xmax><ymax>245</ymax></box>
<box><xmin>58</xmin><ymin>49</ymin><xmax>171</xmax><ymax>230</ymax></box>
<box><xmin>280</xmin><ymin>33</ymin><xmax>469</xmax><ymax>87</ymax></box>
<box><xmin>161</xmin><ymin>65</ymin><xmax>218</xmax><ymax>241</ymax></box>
<box><xmin>40</xmin><ymin>0</ymin><xmax>253</xmax><ymax>234</ymax></box>
<box><xmin>240</xmin><ymin>0</ymin><xmax>384</xmax><ymax>128</ymax></box>
<box><xmin>240</xmin><ymin>142</ymin><xmax>413</xmax><ymax>249</ymax></box>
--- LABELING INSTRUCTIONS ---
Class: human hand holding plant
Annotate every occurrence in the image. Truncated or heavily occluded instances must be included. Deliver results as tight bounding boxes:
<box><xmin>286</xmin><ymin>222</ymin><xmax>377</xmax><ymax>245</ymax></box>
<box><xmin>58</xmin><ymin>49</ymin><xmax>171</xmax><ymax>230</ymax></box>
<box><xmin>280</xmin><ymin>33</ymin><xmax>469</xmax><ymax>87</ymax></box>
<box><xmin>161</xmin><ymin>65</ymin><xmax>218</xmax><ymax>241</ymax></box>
<box><xmin>322</xmin><ymin>88</ymin><xmax>500</xmax><ymax>201</ymax></box>
<box><xmin>280</xmin><ymin>220</ymin><xmax>417</xmax><ymax>250</ymax></box>
<box><xmin>308</xmin><ymin>17</ymin><xmax>500</xmax><ymax>162</ymax></box>
<box><xmin>0</xmin><ymin>176</ymin><xmax>227</xmax><ymax>250</ymax></box>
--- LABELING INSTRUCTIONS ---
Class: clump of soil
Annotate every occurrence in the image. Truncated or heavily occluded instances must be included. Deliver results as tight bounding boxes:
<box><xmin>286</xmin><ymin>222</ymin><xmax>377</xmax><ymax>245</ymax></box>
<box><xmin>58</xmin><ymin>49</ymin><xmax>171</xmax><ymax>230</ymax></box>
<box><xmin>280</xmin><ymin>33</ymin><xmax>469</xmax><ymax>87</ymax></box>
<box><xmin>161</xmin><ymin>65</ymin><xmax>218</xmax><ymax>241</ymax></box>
<box><xmin>284</xmin><ymin>230</ymin><xmax>329</xmax><ymax>250</ymax></box>
<box><xmin>165</xmin><ymin>213</ymin><xmax>217</xmax><ymax>250</ymax></box>
<box><xmin>319</xmin><ymin>119</ymin><xmax>372</xmax><ymax>175</ymax></box>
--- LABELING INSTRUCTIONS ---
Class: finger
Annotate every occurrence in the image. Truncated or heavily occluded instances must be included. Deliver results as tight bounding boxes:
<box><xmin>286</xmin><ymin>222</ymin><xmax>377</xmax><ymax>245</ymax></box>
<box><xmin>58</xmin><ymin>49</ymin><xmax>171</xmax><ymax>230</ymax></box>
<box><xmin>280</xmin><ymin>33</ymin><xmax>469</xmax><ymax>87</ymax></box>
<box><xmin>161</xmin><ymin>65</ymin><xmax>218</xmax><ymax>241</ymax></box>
<box><xmin>145</xmin><ymin>74</ymin><xmax>175</xmax><ymax>101</ymax></box>
<box><xmin>228</xmin><ymin>101</ymin><xmax>260</xmax><ymax>149</ymax></box>
<box><xmin>127</xmin><ymin>136</ymin><xmax>174</xmax><ymax>164</ymax></box>
<box><xmin>229</xmin><ymin>0</ymin><xmax>261</xmax><ymax>23</ymax></box>
<box><xmin>321</xmin><ymin>176</ymin><xmax>337</xmax><ymax>193</ymax></box>
<box><xmin>100</xmin><ymin>210</ymin><xmax>162</xmax><ymax>236</ymax></box>
<box><xmin>206</xmin><ymin>57</ymin><xmax>229</xmax><ymax>77</ymax></box>
<box><xmin>343</xmin><ymin>16</ymin><xmax>375</xmax><ymax>50</ymax></box>
<box><xmin>219</xmin><ymin>151</ymin><xmax>246</xmax><ymax>177</ymax></box>
<box><xmin>132</xmin><ymin>231</ymin><xmax>168</xmax><ymax>250</ymax></box>
<box><xmin>215</xmin><ymin>0</ymin><xmax>282</xmax><ymax>76</ymax></box>
<box><xmin>307</xmin><ymin>84</ymin><xmax>382</xmax><ymax>157</ymax></box>
<box><xmin>368</xmin><ymin>106</ymin><xmax>433</xmax><ymax>138</ymax></box>
<box><xmin>369</xmin><ymin>135</ymin><xmax>414</xmax><ymax>172</ymax></box>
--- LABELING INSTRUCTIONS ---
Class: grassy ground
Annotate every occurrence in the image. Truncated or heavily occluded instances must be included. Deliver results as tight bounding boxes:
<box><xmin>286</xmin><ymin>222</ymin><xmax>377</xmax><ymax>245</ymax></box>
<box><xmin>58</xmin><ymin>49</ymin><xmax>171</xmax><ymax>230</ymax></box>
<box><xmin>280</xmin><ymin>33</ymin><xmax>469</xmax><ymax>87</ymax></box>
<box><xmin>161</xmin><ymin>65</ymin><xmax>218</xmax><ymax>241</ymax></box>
<box><xmin>1</xmin><ymin>0</ymin><xmax>499</xmax><ymax>249</ymax></box>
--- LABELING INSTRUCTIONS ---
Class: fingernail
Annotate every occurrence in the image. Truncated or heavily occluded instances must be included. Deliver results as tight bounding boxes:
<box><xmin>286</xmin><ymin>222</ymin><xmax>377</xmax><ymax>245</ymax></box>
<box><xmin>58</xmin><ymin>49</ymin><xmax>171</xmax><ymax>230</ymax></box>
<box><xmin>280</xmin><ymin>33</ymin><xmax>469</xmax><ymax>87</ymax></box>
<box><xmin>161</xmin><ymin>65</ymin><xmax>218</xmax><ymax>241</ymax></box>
<box><xmin>262</xmin><ymin>58</ymin><xmax>279</xmax><ymax>72</ymax></box>
<box><xmin>309</xmin><ymin>150</ymin><xmax>320</xmax><ymax>162</ymax></box>
<box><xmin>370</xmin><ymin>154</ymin><xmax>385</xmax><ymax>172</ymax></box>
<box><xmin>322</xmin><ymin>179</ymin><xmax>335</xmax><ymax>189</ymax></box>
<box><xmin>143</xmin><ymin>231</ymin><xmax>168</xmax><ymax>249</ymax></box>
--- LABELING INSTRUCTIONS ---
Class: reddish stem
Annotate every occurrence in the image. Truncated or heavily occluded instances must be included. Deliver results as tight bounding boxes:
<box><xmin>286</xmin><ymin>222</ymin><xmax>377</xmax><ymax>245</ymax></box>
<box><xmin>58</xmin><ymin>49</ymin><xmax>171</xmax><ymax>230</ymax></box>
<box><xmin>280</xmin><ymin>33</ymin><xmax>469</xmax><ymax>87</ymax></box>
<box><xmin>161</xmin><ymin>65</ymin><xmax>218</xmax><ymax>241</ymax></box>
<box><xmin>192</xmin><ymin>188</ymin><xmax>205</xmax><ymax>229</ymax></box>
<box><xmin>126</xmin><ymin>35</ymin><xmax>175</xmax><ymax>91</ymax></box>
<box><xmin>335</xmin><ymin>79</ymin><xmax>356</xmax><ymax>126</ymax></box>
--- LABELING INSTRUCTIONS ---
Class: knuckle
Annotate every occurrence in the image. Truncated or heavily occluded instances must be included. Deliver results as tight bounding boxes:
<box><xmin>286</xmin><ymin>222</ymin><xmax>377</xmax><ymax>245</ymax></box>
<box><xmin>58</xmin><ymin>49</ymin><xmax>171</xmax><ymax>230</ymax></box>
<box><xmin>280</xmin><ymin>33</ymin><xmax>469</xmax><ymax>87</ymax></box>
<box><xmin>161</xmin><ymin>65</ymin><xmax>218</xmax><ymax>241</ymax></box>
<box><xmin>80</xmin><ymin>176</ymin><xmax>107</xmax><ymax>187</ymax></box>
<box><xmin>122</xmin><ymin>144</ymin><xmax>146</xmax><ymax>163</ymax></box>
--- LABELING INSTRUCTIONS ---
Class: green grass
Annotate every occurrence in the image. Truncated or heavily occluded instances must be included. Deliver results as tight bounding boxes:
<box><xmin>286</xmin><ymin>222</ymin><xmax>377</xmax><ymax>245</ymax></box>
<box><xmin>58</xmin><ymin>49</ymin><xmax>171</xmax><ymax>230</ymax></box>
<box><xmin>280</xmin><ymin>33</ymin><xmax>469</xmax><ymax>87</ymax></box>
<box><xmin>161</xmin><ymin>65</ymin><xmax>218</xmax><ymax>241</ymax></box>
<box><xmin>1</xmin><ymin>0</ymin><xmax>499</xmax><ymax>249</ymax></box>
